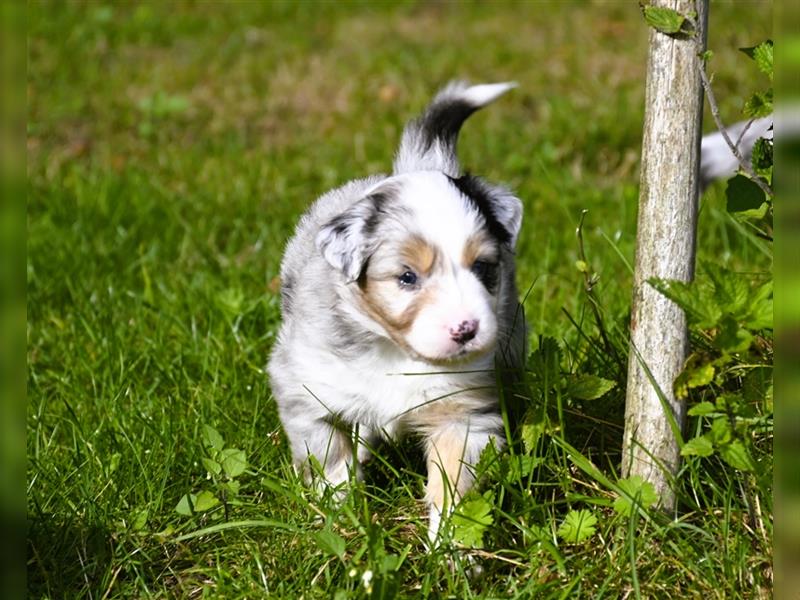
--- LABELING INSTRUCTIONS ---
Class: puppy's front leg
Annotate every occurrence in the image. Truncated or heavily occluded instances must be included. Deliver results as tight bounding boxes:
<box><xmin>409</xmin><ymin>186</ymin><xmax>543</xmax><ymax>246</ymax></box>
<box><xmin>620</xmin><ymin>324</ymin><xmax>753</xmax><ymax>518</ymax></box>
<box><xmin>424</xmin><ymin>420</ymin><xmax>498</xmax><ymax>546</ymax></box>
<box><xmin>282</xmin><ymin>415</ymin><xmax>357</xmax><ymax>492</ymax></box>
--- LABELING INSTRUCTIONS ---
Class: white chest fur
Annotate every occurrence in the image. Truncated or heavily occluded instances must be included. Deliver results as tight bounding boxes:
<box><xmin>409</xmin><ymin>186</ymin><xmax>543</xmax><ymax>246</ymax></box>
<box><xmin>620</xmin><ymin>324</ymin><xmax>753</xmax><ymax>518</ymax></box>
<box><xmin>287</xmin><ymin>334</ymin><xmax>495</xmax><ymax>434</ymax></box>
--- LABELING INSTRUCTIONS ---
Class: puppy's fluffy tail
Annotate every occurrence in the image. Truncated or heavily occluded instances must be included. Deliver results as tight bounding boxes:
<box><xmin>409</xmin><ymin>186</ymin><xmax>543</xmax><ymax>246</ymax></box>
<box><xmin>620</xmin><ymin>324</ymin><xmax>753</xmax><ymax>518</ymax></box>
<box><xmin>699</xmin><ymin>116</ymin><xmax>772</xmax><ymax>191</ymax></box>
<box><xmin>393</xmin><ymin>81</ymin><xmax>516</xmax><ymax>177</ymax></box>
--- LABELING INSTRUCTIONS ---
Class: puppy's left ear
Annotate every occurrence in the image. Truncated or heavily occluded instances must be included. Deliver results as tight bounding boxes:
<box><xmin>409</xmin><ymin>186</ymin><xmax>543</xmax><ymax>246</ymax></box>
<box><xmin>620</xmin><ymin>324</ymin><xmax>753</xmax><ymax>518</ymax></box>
<box><xmin>491</xmin><ymin>189</ymin><xmax>523</xmax><ymax>247</ymax></box>
<box><xmin>315</xmin><ymin>192</ymin><xmax>387</xmax><ymax>282</ymax></box>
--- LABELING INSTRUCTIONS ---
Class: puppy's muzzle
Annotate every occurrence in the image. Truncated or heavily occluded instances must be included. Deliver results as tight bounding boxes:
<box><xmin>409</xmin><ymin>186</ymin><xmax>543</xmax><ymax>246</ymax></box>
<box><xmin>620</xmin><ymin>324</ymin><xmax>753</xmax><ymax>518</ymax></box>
<box><xmin>450</xmin><ymin>319</ymin><xmax>479</xmax><ymax>345</ymax></box>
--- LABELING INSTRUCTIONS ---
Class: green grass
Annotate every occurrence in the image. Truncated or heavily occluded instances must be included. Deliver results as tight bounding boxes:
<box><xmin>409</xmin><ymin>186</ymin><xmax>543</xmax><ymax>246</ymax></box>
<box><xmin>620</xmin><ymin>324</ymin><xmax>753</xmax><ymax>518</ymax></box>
<box><xmin>28</xmin><ymin>2</ymin><xmax>772</xmax><ymax>598</ymax></box>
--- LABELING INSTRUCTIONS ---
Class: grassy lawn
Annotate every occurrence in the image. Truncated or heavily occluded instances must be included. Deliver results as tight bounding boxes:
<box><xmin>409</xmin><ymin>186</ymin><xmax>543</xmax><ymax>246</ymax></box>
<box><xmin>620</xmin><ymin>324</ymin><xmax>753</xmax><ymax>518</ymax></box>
<box><xmin>28</xmin><ymin>2</ymin><xmax>772</xmax><ymax>598</ymax></box>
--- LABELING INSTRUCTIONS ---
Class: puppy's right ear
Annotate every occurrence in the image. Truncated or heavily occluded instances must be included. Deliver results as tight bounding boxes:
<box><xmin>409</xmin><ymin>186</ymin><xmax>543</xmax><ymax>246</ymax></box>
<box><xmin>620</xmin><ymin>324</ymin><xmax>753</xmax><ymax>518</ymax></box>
<box><xmin>315</xmin><ymin>191</ymin><xmax>389</xmax><ymax>282</ymax></box>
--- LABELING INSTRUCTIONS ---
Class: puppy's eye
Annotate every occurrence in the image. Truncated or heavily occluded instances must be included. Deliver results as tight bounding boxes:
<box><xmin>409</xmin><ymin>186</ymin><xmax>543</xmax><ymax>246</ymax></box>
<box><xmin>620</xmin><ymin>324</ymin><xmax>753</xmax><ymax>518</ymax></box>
<box><xmin>471</xmin><ymin>260</ymin><xmax>498</xmax><ymax>290</ymax></box>
<box><xmin>398</xmin><ymin>270</ymin><xmax>418</xmax><ymax>287</ymax></box>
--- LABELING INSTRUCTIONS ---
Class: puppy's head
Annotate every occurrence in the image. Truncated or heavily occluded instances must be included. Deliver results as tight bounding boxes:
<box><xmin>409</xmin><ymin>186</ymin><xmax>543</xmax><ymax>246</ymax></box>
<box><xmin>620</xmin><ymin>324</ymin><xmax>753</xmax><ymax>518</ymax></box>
<box><xmin>316</xmin><ymin>82</ymin><xmax>522</xmax><ymax>364</ymax></box>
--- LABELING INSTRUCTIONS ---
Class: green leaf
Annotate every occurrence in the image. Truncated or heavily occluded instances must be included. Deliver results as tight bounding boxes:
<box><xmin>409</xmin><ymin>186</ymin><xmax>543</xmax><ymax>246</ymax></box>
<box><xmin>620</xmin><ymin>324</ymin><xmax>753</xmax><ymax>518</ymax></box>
<box><xmin>613</xmin><ymin>475</ymin><xmax>658</xmax><ymax>517</ymax></box>
<box><xmin>681</xmin><ymin>435</ymin><xmax>714</xmax><ymax>457</ymax></box>
<box><xmin>193</xmin><ymin>490</ymin><xmax>220</xmax><ymax>512</ymax></box>
<box><xmin>452</xmin><ymin>492</ymin><xmax>494</xmax><ymax>549</ymax></box>
<box><xmin>175</xmin><ymin>493</ymin><xmax>195</xmax><ymax>516</ymax></box>
<box><xmin>705</xmin><ymin>264</ymin><xmax>750</xmax><ymax>316</ymax></box>
<box><xmin>507</xmin><ymin>454</ymin><xmax>545</xmax><ymax>480</ymax></box>
<box><xmin>713</xmin><ymin>316</ymin><xmax>753</xmax><ymax>354</ymax></box>
<box><xmin>528</xmin><ymin>336</ymin><xmax>561</xmax><ymax>384</ymax></box>
<box><xmin>642</xmin><ymin>5</ymin><xmax>689</xmax><ymax>34</ymax></box>
<box><xmin>715</xmin><ymin>393</ymin><xmax>741</xmax><ymax>413</ymax></box>
<box><xmin>719</xmin><ymin>440</ymin><xmax>755</xmax><ymax>471</ymax></box>
<box><xmin>754</xmin><ymin>41</ymin><xmax>773</xmax><ymax>78</ymax></box>
<box><xmin>520</xmin><ymin>414</ymin><xmax>555</xmax><ymax>454</ymax></box>
<box><xmin>567</xmin><ymin>374</ymin><xmax>616</xmax><ymax>400</ymax></box>
<box><xmin>380</xmin><ymin>553</ymin><xmax>402</xmax><ymax>574</ymax></box>
<box><xmin>220</xmin><ymin>448</ymin><xmax>248</xmax><ymax>478</ymax></box>
<box><xmin>202</xmin><ymin>457</ymin><xmax>222</xmax><ymax>476</ymax></box>
<box><xmin>476</xmin><ymin>439</ymin><xmax>504</xmax><ymax>479</ymax></box>
<box><xmin>675</xmin><ymin>354</ymin><xmax>715</xmax><ymax>399</ymax></box>
<box><xmin>740</xmin><ymin>40</ymin><xmax>773</xmax><ymax>79</ymax></box>
<box><xmin>202</xmin><ymin>425</ymin><xmax>224</xmax><ymax>452</ymax></box>
<box><xmin>751</xmin><ymin>137</ymin><xmax>773</xmax><ymax>174</ymax></box>
<box><xmin>687</xmin><ymin>401</ymin><xmax>716</xmax><ymax>417</ymax></box>
<box><xmin>557</xmin><ymin>509</ymin><xmax>597</xmax><ymax>544</ymax></box>
<box><xmin>743</xmin><ymin>89</ymin><xmax>773</xmax><ymax>119</ymax></box>
<box><xmin>131</xmin><ymin>508</ymin><xmax>149</xmax><ymax>532</ymax></box>
<box><xmin>525</xmin><ymin>524</ymin><xmax>551</xmax><ymax>546</ymax></box>
<box><xmin>312</xmin><ymin>528</ymin><xmax>346</xmax><ymax>559</ymax></box>
<box><xmin>154</xmin><ymin>525</ymin><xmax>175</xmax><ymax>539</ymax></box>
<box><xmin>222</xmin><ymin>479</ymin><xmax>241</xmax><ymax>496</ymax></box>
<box><xmin>687</xmin><ymin>362</ymin><xmax>715</xmax><ymax>387</ymax></box>
<box><xmin>175</xmin><ymin>491</ymin><xmax>220</xmax><ymax>515</ymax></box>
<box><xmin>745</xmin><ymin>280</ymin><xmax>773</xmax><ymax>330</ymax></box>
<box><xmin>109</xmin><ymin>452</ymin><xmax>121</xmax><ymax>473</ymax></box>
<box><xmin>710</xmin><ymin>417</ymin><xmax>732</xmax><ymax>445</ymax></box>
<box><xmin>726</xmin><ymin>174</ymin><xmax>768</xmax><ymax>216</ymax></box>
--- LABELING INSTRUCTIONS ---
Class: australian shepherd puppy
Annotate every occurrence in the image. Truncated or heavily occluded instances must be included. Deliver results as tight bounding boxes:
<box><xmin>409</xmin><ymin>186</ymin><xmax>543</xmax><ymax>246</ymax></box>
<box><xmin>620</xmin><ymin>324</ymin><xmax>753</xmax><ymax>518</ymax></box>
<box><xmin>268</xmin><ymin>81</ymin><xmax>525</xmax><ymax>544</ymax></box>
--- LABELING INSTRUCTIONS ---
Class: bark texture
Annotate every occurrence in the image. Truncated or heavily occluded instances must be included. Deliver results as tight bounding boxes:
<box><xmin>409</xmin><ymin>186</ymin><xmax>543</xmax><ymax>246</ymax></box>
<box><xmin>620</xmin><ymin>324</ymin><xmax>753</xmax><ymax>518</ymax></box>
<box><xmin>622</xmin><ymin>0</ymin><xmax>708</xmax><ymax>512</ymax></box>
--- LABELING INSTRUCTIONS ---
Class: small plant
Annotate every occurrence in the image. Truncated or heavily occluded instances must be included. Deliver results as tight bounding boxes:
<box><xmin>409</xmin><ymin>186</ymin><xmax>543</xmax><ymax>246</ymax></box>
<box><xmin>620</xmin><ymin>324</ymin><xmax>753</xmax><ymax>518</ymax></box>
<box><xmin>647</xmin><ymin>37</ymin><xmax>774</xmax><ymax>477</ymax></box>
<box><xmin>612</xmin><ymin>475</ymin><xmax>658</xmax><ymax>517</ymax></box>
<box><xmin>557</xmin><ymin>508</ymin><xmax>598</xmax><ymax>544</ymax></box>
<box><xmin>452</xmin><ymin>490</ymin><xmax>496</xmax><ymax>549</ymax></box>
<box><xmin>650</xmin><ymin>265</ymin><xmax>772</xmax><ymax>473</ymax></box>
<box><xmin>175</xmin><ymin>424</ymin><xmax>249</xmax><ymax>519</ymax></box>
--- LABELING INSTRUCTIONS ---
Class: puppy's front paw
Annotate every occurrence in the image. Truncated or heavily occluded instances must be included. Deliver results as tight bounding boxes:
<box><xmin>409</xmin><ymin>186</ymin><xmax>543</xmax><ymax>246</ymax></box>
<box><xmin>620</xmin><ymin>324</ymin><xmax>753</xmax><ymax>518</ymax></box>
<box><xmin>426</xmin><ymin>503</ymin><xmax>486</xmax><ymax>578</ymax></box>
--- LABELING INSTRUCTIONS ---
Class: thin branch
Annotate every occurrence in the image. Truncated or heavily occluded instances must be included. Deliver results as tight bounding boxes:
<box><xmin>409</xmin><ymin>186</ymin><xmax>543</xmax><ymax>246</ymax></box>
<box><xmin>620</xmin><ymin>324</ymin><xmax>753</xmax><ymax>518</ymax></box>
<box><xmin>734</xmin><ymin>117</ymin><xmax>756</xmax><ymax>151</ymax></box>
<box><xmin>696</xmin><ymin>59</ymin><xmax>774</xmax><ymax>199</ymax></box>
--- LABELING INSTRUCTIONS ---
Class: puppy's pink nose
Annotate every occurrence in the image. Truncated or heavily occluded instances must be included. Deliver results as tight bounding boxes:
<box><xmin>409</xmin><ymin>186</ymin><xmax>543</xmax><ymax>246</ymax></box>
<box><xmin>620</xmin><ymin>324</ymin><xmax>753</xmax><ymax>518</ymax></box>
<box><xmin>450</xmin><ymin>319</ymin><xmax>479</xmax><ymax>344</ymax></box>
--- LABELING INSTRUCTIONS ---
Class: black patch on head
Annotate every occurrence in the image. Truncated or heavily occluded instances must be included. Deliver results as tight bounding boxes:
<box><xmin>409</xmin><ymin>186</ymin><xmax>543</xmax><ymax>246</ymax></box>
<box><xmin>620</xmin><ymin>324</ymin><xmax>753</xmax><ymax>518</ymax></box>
<box><xmin>448</xmin><ymin>174</ymin><xmax>512</xmax><ymax>245</ymax></box>
<box><xmin>328</xmin><ymin>219</ymin><xmax>350</xmax><ymax>237</ymax></box>
<box><xmin>356</xmin><ymin>256</ymin><xmax>371</xmax><ymax>290</ymax></box>
<box><xmin>418</xmin><ymin>100</ymin><xmax>477</xmax><ymax>154</ymax></box>
<box><xmin>317</xmin><ymin>183</ymin><xmax>407</xmax><ymax>281</ymax></box>
<box><xmin>363</xmin><ymin>190</ymin><xmax>393</xmax><ymax>237</ymax></box>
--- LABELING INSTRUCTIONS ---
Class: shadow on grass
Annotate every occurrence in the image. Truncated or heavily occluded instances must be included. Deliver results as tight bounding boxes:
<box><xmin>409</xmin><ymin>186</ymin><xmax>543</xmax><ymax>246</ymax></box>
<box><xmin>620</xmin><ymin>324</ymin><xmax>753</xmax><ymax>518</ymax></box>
<box><xmin>27</xmin><ymin>516</ymin><xmax>113</xmax><ymax>600</ymax></box>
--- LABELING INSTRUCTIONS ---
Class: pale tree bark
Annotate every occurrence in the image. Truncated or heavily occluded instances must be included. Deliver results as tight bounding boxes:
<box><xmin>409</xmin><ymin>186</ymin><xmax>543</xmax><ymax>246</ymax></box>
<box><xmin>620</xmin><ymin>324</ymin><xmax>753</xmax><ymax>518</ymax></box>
<box><xmin>622</xmin><ymin>0</ymin><xmax>708</xmax><ymax>512</ymax></box>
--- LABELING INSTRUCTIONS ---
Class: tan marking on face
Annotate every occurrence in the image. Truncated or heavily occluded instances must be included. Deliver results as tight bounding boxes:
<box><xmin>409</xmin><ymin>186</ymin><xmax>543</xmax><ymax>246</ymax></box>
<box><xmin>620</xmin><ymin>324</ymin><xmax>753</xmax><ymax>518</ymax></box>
<box><xmin>356</xmin><ymin>277</ymin><xmax>437</xmax><ymax>347</ymax></box>
<box><xmin>400</xmin><ymin>235</ymin><xmax>439</xmax><ymax>276</ymax></box>
<box><xmin>355</xmin><ymin>235</ymin><xmax>442</xmax><ymax>345</ymax></box>
<box><xmin>461</xmin><ymin>233</ymin><xmax>497</xmax><ymax>269</ymax></box>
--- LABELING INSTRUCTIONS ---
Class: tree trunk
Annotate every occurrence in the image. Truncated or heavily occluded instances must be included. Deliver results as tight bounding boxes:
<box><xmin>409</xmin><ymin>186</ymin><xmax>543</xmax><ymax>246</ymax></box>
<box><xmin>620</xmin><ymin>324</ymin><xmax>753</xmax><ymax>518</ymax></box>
<box><xmin>622</xmin><ymin>0</ymin><xmax>708</xmax><ymax>512</ymax></box>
